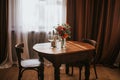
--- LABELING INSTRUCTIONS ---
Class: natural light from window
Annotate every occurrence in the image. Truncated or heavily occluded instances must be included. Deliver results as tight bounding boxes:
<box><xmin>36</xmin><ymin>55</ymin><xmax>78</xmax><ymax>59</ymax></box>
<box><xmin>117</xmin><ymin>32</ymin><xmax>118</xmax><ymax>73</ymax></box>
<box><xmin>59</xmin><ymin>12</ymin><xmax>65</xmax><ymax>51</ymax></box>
<box><xmin>20</xmin><ymin>0</ymin><xmax>66</xmax><ymax>32</ymax></box>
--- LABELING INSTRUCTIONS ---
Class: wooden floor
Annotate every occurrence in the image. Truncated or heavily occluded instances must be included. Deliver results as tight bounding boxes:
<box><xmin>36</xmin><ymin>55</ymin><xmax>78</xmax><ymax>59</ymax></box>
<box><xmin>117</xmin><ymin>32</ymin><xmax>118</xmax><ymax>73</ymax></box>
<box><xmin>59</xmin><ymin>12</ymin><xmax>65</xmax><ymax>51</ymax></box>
<box><xmin>0</xmin><ymin>64</ymin><xmax>120</xmax><ymax>80</ymax></box>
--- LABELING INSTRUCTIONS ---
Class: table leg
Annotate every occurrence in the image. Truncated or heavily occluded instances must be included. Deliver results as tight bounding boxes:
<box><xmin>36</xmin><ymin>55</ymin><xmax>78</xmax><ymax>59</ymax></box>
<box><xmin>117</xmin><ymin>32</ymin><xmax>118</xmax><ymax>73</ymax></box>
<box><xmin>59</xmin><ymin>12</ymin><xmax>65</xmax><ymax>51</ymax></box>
<box><xmin>53</xmin><ymin>64</ymin><xmax>61</xmax><ymax>80</ymax></box>
<box><xmin>85</xmin><ymin>63</ymin><xmax>90</xmax><ymax>80</ymax></box>
<box><xmin>65</xmin><ymin>64</ymin><xmax>69</xmax><ymax>74</ymax></box>
<box><xmin>65</xmin><ymin>64</ymin><xmax>73</xmax><ymax>76</ymax></box>
<box><xmin>39</xmin><ymin>56</ymin><xmax>44</xmax><ymax>80</ymax></box>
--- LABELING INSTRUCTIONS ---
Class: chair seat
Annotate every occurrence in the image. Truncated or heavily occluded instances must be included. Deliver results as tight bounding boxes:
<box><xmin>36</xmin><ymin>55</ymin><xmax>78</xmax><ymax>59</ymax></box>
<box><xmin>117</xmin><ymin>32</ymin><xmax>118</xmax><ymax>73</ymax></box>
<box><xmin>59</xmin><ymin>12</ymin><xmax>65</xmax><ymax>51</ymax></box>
<box><xmin>21</xmin><ymin>59</ymin><xmax>41</xmax><ymax>67</ymax></box>
<box><xmin>15</xmin><ymin>43</ymin><xmax>42</xmax><ymax>80</ymax></box>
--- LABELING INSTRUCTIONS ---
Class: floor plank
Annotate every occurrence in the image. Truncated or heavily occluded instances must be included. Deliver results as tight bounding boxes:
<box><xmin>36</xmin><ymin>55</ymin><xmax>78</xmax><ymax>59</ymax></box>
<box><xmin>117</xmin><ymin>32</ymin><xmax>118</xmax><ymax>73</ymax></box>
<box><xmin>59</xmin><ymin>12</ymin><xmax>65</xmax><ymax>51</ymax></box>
<box><xmin>0</xmin><ymin>64</ymin><xmax>120</xmax><ymax>80</ymax></box>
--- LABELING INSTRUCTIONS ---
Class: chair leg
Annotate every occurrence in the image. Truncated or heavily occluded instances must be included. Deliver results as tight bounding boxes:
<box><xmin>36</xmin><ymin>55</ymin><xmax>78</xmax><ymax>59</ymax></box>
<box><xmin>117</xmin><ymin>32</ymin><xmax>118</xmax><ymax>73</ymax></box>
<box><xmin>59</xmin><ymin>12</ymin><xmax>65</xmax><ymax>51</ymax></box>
<box><xmin>65</xmin><ymin>64</ymin><xmax>74</xmax><ymax>76</ymax></box>
<box><xmin>38</xmin><ymin>70</ymin><xmax>41</xmax><ymax>80</ymax></box>
<box><xmin>93</xmin><ymin>52</ymin><xmax>98</xmax><ymax>79</ymax></box>
<box><xmin>18</xmin><ymin>69</ymin><xmax>22</xmax><ymax>80</ymax></box>
<box><xmin>93</xmin><ymin>64</ymin><xmax>98</xmax><ymax>79</ymax></box>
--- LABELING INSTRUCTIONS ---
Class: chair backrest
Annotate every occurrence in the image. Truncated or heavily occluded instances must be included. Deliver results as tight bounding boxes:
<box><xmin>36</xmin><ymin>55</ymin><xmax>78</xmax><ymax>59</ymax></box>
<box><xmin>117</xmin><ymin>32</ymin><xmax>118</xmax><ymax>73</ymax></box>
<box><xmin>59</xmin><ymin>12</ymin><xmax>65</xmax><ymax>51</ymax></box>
<box><xmin>15</xmin><ymin>43</ymin><xmax>24</xmax><ymax>67</ymax></box>
<box><xmin>82</xmin><ymin>39</ymin><xmax>97</xmax><ymax>62</ymax></box>
<box><xmin>82</xmin><ymin>39</ymin><xmax>97</xmax><ymax>48</ymax></box>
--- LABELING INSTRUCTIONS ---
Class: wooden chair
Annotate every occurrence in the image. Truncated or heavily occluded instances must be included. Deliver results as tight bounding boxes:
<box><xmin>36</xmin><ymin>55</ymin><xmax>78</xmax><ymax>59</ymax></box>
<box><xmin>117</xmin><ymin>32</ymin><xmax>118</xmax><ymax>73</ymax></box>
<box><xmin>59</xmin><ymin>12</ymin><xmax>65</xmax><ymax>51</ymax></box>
<box><xmin>15</xmin><ymin>43</ymin><xmax>42</xmax><ymax>80</ymax></box>
<box><xmin>66</xmin><ymin>39</ymin><xmax>98</xmax><ymax>80</ymax></box>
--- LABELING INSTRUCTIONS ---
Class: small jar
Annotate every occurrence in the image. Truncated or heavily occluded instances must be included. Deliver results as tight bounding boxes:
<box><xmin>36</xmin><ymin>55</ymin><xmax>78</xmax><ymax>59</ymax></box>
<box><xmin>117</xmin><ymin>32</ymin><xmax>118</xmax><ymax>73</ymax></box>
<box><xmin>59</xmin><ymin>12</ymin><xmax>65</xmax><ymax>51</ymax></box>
<box><xmin>51</xmin><ymin>40</ymin><xmax>56</xmax><ymax>48</ymax></box>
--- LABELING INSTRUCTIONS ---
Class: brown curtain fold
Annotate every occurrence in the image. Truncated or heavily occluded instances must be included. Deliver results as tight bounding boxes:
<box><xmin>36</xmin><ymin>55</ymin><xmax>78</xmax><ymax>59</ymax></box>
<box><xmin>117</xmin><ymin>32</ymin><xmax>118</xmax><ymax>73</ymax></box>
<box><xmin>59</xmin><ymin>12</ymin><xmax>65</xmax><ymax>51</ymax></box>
<box><xmin>100</xmin><ymin>0</ymin><xmax>120</xmax><ymax>65</ymax></box>
<box><xmin>0</xmin><ymin>0</ymin><xmax>8</xmax><ymax>64</ymax></box>
<box><xmin>67</xmin><ymin>0</ymin><xmax>120</xmax><ymax>65</ymax></box>
<box><xmin>28</xmin><ymin>31</ymin><xmax>47</xmax><ymax>59</ymax></box>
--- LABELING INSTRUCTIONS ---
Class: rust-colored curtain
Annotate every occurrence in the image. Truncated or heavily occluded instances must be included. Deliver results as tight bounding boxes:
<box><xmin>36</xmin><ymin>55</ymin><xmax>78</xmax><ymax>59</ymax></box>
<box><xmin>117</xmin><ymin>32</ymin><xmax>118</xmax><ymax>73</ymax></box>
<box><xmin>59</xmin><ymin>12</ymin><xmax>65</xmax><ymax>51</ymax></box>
<box><xmin>67</xmin><ymin>0</ymin><xmax>120</xmax><ymax>65</ymax></box>
<box><xmin>0</xmin><ymin>0</ymin><xmax>8</xmax><ymax>64</ymax></box>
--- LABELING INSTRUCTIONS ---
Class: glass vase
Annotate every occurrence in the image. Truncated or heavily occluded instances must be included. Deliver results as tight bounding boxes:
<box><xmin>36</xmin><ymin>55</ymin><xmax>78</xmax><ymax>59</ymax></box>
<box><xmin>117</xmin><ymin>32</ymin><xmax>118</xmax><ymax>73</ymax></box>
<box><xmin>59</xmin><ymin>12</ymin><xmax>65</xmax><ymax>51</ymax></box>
<box><xmin>61</xmin><ymin>38</ymin><xmax>66</xmax><ymax>48</ymax></box>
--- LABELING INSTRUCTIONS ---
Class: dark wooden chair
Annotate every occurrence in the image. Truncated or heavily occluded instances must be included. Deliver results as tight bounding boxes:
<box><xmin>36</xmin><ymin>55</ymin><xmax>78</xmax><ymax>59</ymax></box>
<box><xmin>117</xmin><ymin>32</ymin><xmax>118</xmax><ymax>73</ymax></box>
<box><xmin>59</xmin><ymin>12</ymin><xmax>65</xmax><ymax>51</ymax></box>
<box><xmin>66</xmin><ymin>39</ymin><xmax>98</xmax><ymax>80</ymax></box>
<box><xmin>15</xmin><ymin>43</ymin><xmax>42</xmax><ymax>80</ymax></box>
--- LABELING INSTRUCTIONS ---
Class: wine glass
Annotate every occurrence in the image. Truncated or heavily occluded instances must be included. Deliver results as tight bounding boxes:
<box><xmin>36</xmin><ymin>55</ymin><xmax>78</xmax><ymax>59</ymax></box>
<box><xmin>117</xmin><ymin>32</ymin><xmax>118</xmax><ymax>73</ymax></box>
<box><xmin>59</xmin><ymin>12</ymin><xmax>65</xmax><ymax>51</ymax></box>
<box><xmin>45</xmin><ymin>31</ymin><xmax>54</xmax><ymax>67</ymax></box>
<box><xmin>48</xmin><ymin>31</ymin><xmax>54</xmax><ymax>42</ymax></box>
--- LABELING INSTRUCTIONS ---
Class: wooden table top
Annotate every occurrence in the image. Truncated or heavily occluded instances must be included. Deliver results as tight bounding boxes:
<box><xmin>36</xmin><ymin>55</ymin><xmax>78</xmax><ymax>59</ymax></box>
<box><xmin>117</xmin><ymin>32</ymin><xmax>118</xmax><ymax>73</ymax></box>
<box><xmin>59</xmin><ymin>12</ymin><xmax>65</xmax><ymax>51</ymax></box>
<box><xmin>33</xmin><ymin>41</ymin><xmax>95</xmax><ymax>55</ymax></box>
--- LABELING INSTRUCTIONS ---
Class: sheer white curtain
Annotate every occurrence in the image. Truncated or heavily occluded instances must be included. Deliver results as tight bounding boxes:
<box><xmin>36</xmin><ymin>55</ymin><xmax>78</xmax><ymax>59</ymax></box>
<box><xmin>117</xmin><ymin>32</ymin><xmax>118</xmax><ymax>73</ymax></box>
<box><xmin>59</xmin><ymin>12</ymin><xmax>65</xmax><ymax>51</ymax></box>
<box><xmin>20</xmin><ymin>0</ymin><xmax>66</xmax><ymax>32</ymax></box>
<box><xmin>7</xmin><ymin>0</ymin><xmax>66</xmax><ymax>65</ymax></box>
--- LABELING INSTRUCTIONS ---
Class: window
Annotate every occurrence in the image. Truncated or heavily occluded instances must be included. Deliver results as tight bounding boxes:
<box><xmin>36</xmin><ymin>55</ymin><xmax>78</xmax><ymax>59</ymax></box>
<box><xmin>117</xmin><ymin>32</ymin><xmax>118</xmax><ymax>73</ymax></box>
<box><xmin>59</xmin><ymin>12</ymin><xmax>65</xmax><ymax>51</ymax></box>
<box><xmin>19</xmin><ymin>0</ymin><xmax>66</xmax><ymax>32</ymax></box>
